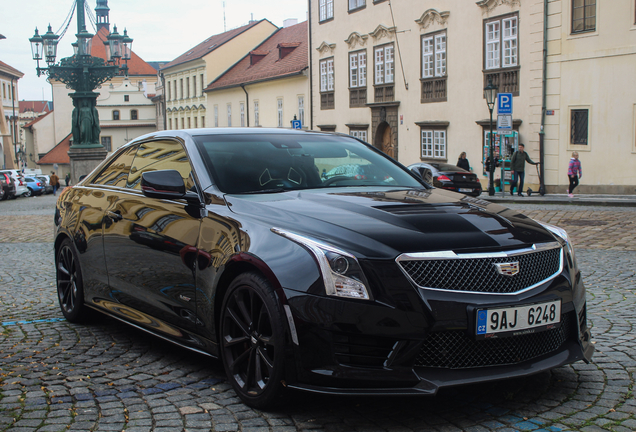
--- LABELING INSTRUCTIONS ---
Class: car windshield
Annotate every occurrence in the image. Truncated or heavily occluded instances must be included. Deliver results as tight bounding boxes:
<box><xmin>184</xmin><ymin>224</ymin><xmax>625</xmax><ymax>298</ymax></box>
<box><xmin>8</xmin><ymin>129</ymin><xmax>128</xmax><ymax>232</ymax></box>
<box><xmin>193</xmin><ymin>133</ymin><xmax>423</xmax><ymax>194</ymax></box>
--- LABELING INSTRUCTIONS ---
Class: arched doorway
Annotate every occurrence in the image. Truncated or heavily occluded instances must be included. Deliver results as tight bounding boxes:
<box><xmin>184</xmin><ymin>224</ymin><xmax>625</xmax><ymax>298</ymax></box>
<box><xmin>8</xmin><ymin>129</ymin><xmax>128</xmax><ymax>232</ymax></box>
<box><xmin>375</xmin><ymin>121</ymin><xmax>395</xmax><ymax>159</ymax></box>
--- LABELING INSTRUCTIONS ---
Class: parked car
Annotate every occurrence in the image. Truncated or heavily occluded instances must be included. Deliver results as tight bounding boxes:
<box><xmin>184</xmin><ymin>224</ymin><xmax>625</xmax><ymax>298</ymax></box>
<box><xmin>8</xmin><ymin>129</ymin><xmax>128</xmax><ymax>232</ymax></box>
<box><xmin>23</xmin><ymin>176</ymin><xmax>45</xmax><ymax>196</ymax></box>
<box><xmin>408</xmin><ymin>162</ymin><xmax>483</xmax><ymax>197</ymax></box>
<box><xmin>54</xmin><ymin>128</ymin><xmax>593</xmax><ymax>409</ymax></box>
<box><xmin>0</xmin><ymin>170</ymin><xmax>29</xmax><ymax>198</ymax></box>
<box><xmin>0</xmin><ymin>172</ymin><xmax>16</xmax><ymax>200</ymax></box>
<box><xmin>36</xmin><ymin>175</ymin><xmax>53</xmax><ymax>194</ymax></box>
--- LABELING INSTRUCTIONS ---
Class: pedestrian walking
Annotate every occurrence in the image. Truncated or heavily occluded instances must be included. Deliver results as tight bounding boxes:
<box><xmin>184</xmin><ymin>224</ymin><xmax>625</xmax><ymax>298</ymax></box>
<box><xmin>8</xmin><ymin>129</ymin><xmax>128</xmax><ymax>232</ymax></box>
<box><xmin>457</xmin><ymin>152</ymin><xmax>470</xmax><ymax>171</ymax></box>
<box><xmin>65</xmin><ymin>173</ymin><xmax>70</xmax><ymax>187</ymax></box>
<box><xmin>510</xmin><ymin>143</ymin><xmax>538</xmax><ymax>196</ymax></box>
<box><xmin>50</xmin><ymin>171</ymin><xmax>60</xmax><ymax>196</ymax></box>
<box><xmin>567</xmin><ymin>151</ymin><xmax>582</xmax><ymax>197</ymax></box>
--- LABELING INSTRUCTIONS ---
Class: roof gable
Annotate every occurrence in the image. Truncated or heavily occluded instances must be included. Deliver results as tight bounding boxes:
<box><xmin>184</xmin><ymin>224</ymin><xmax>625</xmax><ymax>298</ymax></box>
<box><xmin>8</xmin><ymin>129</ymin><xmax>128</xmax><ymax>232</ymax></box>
<box><xmin>37</xmin><ymin>133</ymin><xmax>71</xmax><ymax>165</ymax></box>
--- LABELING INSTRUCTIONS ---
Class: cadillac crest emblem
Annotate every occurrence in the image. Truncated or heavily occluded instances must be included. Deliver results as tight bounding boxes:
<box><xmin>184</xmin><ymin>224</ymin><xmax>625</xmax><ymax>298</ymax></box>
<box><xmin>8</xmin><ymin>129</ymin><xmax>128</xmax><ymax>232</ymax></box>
<box><xmin>494</xmin><ymin>262</ymin><xmax>520</xmax><ymax>276</ymax></box>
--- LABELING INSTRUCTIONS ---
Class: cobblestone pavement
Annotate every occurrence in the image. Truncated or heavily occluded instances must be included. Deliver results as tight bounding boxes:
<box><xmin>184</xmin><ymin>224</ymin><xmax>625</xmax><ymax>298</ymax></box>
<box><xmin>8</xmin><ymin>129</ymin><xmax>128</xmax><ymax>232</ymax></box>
<box><xmin>1</xmin><ymin>196</ymin><xmax>635</xmax><ymax>431</ymax></box>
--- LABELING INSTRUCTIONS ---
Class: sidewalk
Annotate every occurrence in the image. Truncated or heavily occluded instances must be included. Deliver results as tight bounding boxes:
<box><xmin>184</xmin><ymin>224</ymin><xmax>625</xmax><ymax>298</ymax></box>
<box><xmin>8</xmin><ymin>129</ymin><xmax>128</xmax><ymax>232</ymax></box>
<box><xmin>483</xmin><ymin>192</ymin><xmax>636</xmax><ymax>207</ymax></box>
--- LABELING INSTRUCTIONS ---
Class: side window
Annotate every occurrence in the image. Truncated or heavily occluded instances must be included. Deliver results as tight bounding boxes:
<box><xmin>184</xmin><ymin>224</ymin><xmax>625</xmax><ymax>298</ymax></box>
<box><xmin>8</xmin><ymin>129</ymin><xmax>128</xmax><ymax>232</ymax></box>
<box><xmin>92</xmin><ymin>145</ymin><xmax>139</xmax><ymax>187</ymax></box>
<box><xmin>127</xmin><ymin>140</ymin><xmax>195</xmax><ymax>191</ymax></box>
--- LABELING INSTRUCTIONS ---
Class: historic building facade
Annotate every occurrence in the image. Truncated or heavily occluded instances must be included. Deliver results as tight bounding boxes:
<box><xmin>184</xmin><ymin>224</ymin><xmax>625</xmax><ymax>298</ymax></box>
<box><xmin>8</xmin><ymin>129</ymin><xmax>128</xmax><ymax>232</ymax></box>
<box><xmin>161</xmin><ymin>20</ymin><xmax>277</xmax><ymax>132</ymax></box>
<box><xmin>0</xmin><ymin>60</ymin><xmax>23</xmax><ymax>169</ymax></box>
<box><xmin>204</xmin><ymin>20</ymin><xmax>309</xmax><ymax>129</ymax></box>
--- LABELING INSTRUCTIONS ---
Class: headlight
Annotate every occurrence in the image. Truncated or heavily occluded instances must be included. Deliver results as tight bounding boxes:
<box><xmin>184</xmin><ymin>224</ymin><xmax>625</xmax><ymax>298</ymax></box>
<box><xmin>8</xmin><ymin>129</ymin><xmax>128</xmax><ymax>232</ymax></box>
<box><xmin>272</xmin><ymin>228</ymin><xmax>371</xmax><ymax>300</ymax></box>
<box><xmin>538</xmin><ymin>221</ymin><xmax>577</xmax><ymax>267</ymax></box>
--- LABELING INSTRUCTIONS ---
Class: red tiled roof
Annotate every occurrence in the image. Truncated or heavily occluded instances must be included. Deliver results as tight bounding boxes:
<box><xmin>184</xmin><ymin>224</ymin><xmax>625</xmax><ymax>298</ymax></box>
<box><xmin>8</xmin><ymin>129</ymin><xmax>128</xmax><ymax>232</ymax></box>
<box><xmin>38</xmin><ymin>133</ymin><xmax>71</xmax><ymax>165</ymax></box>
<box><xmin>19</xmin><ymin>100</ymin><xmax>51</xmax><ymax>114</ymax></box>
<box><xmin>205</xmin><ymin>21</ymin><xmax>307</xmax><ymax>91</ymax></box>
<box><xmin>0</xmin><ymin>60</ymin><xmax>24</xmax><ymax>78</ymax></box>
<box><xmin>91</xmin><ymin>28</ymin><xmax>157</xmax><ymax>76</ymax></box>
<box><xmin>23</xmin><ymin>110</ymin><xmax>52</xmax><ymax>128</ymax></box>
<box><xmin>161</xmin><ymin>20</ymin><xmax>269</xmax><ymax>70</ymax></box>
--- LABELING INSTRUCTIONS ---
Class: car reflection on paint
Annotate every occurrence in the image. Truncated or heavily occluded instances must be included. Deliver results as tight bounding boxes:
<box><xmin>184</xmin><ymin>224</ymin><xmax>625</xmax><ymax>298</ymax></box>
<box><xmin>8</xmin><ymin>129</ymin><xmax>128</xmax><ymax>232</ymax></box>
<box><xmin>54</xmin><ymin>128</ymin><xmax>593</xmax><ymax>410</ymax></box>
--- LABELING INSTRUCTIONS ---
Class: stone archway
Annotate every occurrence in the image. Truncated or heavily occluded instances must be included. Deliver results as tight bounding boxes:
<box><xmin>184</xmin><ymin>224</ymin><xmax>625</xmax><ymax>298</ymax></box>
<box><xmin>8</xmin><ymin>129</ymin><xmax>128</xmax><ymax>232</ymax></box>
<box><xmin>371</xmin><ymin>103</ymin><xmax>399</xmax><ymax>160</ymax></box>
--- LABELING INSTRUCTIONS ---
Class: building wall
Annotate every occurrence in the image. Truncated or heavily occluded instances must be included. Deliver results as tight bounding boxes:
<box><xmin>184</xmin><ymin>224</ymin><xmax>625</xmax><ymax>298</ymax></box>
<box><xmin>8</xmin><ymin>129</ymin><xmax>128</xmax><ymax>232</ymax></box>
<box><xmin>28</xmin><ymin>113</ymin><xmax>56</xmax><ymax>166</ymax></box>
<box><xmin>545</xmin><ymin>0</ymin><xmax>636</xmax><ymax>193</ymax></box>
<box><xmin>1</xmin><ymin>74</ymin><xmax>19</xmax><ymax>169</ymax></box>
<box><xmin>310</xmin><ymin>0</ymin><xmax>545</xmax><ymax>190</ymax></box>
<box><xmin>207</xmin><ymin>74</ymin><xmax>309</xmax><ymax>128</ymax></box>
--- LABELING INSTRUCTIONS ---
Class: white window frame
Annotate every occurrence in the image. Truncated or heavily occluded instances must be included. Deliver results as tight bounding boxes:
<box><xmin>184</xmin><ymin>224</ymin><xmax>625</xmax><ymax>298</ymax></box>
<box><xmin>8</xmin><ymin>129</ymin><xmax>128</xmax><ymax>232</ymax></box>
<box><xmin>422</xmin><ymin>32</ymin><xmax>446</xmax><ymax>78</ymax></box>
<box><xmin>350</xmin><ymin>129</ymin><xmax>368</xmax><ymax>142</ymax></box>
<box><xmin>254</xmin><ymin>100</ymin><xmax>260</xmax><ymax>126</ymax></box>
<box><xmin>277</xmin><ymin>98</ymin><xmax>284</xmax><ymax>127</ymax></box>
<box><xmin>349</xmin><ymin>51</ymin><xmax>367</xmax><ymax>88</ymax></box>
<box><xmin>485</xmin><ymin>15</ymin><xmax>518</xmax><ymax>70</ymax></box>
<box><xmin>502</xmin><ymin>17</ymin><xmax>518</xmax><ymax>67</ymax></box>
<box><xmin>485</xmin><ymin>21</ymin><xmax>501</xmax><ymax>70</ymax></box>
<box><xmin>349</xmin><ymin>0</ymin><xmax>365</xmax><ymax>11</ymax></box>
<box><xmin>421</xmin><ymin>129</ymin><xmax>446</xmax><ymax>159</ymax></box>
<box><xmin>240</xmin><ymin>102</ymin><xmax>245</xmax><ymax>127</ymax></box>
<box><xmin>298</xmin><ymin>96</ymin><xmax>305</xmax><ymax>127</ymax></box>
<box><xmin>227</xmin><ymin>103</ymin><xmax>232</xmax><ymax>127</ymax></box>
<box><xmin>319</xmin><ymin>0</ymin><xmax>334</xmax><ymax>21</ymax></box>
<box><xmin>374</xmin><ymin>45</ymin><xmax>394</xmax><ymax>85</ymax></box>
<box><xmin>320</xmin><ymin>58</ymin><xmax>334</xmax><ymax>92</ymax></box>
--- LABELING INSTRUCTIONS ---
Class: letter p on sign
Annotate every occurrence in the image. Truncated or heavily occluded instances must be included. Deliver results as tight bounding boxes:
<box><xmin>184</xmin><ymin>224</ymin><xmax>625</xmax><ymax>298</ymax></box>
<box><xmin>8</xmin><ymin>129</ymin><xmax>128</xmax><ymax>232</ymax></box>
<box><xmin>497</xmin><ymin>93</ymin><xmax>513</xmax><ymax>115</ymax></box>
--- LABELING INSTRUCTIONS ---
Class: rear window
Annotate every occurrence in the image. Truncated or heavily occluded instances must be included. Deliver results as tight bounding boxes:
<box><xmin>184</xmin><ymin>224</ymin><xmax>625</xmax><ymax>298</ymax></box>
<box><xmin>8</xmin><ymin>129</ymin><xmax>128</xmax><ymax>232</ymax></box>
<box><xmin>430</xmin><ymin>162</ymin><xmax>468</xmax><ymax>172</ymax></box>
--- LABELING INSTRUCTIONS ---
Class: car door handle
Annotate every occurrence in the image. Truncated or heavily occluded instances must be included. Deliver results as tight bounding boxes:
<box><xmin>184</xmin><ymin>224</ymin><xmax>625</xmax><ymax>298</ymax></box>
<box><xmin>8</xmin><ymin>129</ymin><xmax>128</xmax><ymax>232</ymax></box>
<box><xmin>106</xmin><ymin>210</ymin><xmax>123</xmax><ymax>221</ymax></box>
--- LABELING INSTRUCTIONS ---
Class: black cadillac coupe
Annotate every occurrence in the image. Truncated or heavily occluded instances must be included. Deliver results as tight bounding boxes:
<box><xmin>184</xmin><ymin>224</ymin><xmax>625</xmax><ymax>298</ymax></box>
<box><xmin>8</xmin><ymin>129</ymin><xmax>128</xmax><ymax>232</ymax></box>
<box><xmin>54</xmin><ymin>129</ymin><xmax>594</xmax><ymax>409</ymax></box>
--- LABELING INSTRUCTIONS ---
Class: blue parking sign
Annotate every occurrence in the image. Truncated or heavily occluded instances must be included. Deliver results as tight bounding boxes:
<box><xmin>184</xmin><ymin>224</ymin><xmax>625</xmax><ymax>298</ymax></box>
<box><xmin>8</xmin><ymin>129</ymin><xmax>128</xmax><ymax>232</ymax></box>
<box><xmin>291</xmin><ymin>120</ymin><xmax>302</xmax><ymax>129</ymax></box>
<box><xmin>497</xmin><ymin>93</ymin><xmax>513</xmax><ymax>115</ymax></box>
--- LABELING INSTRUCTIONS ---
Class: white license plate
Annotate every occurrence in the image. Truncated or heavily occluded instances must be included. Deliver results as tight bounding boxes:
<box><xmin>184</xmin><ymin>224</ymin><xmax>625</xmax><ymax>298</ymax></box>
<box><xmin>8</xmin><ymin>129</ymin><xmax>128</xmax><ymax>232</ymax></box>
<box><xmin>476</xmin><ymin>300</ymin><xmax>561</xmax><ymax>338</ymax></box>
<box><xmin>459</xmin><ymin>188</ymin><xmax>473</xmax><ymax>192</ymax></box>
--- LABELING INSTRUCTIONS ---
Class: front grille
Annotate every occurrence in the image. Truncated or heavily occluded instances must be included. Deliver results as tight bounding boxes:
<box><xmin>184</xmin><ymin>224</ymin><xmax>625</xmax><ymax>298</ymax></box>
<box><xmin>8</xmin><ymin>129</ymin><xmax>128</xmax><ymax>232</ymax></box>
<box><xmin>399</xmin><ymin>247</ymin><xmax>561</xmax><ymax>294</ymax></box>
<box><xmin>414</xmin><ymin>312</ymin><xmax>573</xmax><ymax>369</ymax></box>
<box><xmin>333</xmin><ymin>333</ymin><xmax>396</xmax><ymax>368</ymax></box>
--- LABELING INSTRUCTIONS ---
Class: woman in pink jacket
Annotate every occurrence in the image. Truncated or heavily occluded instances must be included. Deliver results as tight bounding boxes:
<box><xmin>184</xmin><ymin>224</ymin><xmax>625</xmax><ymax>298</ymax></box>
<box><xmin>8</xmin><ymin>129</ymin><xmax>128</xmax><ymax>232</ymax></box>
<box><xmin>567</xmin><ymin>152</ymin><xmax>582</xmax><ymax>197</ymax></box>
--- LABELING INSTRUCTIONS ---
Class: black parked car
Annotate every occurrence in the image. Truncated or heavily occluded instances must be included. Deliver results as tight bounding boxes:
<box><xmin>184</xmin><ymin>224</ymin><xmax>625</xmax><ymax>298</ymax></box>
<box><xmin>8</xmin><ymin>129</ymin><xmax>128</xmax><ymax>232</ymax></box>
<box><xmin>0</xmin><ymin>172</ymin><xmax>16</xmax><ymax>200</ymax></box>
<box><xmin>54</xmin><ymin>129</ymin><xmax>593</xmax><ymax>409</ymax></box>
<box><xmin>408</xmin><ymin>161</ymin><xmax>483</xmax><ymax>196</ymax></box>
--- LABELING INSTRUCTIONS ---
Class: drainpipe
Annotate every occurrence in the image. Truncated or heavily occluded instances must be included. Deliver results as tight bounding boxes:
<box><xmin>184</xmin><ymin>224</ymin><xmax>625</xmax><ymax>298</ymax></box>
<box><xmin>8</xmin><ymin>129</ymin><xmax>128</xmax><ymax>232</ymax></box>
<box><xmin>308</xmin><ymin>0</ymin><xmax>314</xmax><ymax>129</ymax></box>
<box><xmin>160</xmin><ymin>72</ymin><xmax>167</xmax><ymax>130</ymax></box>
<box><xmin>539</xmin><ymin>0</ymin><xmax>548</xmax><ymax>194</ymax></box>
<box><xmin>240</xmin><ymin>85</ymin><xmax>250</xmax><ymax>127</ymax></box>
<box><xmin>11</xmin><ymin>77</ymin><xmax>18</xmax><ymax>167</ymax></box>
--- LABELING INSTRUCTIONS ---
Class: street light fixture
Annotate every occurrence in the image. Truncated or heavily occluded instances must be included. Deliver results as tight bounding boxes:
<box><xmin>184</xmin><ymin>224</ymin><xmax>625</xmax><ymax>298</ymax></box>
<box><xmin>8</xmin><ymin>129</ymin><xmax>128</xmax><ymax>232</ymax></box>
<box><xmin>484</xmin><ymin>78</ymin><xmax>498</xmax><ymax>196</ymax></box>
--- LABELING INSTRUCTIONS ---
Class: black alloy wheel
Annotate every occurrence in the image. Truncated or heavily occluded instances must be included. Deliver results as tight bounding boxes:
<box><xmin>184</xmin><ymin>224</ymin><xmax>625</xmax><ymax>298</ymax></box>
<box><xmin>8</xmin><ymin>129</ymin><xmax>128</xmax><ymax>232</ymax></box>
<box><xmin>56</xmin><ymin>239</ymin><xmax>88</xmax><ymax>322</ymax></box>
<box><xmin>220</xmin><ymin>272</ymin><xmax>287</xmax><ymax>409</ymax></box>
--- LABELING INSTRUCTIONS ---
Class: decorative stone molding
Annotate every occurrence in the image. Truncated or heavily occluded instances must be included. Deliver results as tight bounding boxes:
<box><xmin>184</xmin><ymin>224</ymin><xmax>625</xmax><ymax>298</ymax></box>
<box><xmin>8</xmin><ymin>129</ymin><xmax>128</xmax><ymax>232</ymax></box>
<box><xmin>316</xmin><ymin>41</ymin><xmax>336</xmax><ymax>55</ymax></box>
<box><xmin>415</xmin><ymin>9</ymin><xmax>450</xmax><ymax>30</ymax></box>
<box><xmin>345</xmin><ymin>32</ymin><xmax>369</xmax><ymax>49</ymax></box>
<box><xmin>476</xmin><ymin>0</ymin><xmax>520</xmax><ymax>13</ymax></box>
<box><xmin>368</xmin><ymin>25</ymin><xmax>396</xmax><ymax>41</ymax></box>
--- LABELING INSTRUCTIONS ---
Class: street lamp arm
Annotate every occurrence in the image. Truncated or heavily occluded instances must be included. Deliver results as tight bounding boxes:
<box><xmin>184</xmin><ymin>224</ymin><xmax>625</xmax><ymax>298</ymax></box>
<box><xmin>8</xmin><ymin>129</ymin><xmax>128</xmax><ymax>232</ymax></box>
<box><xmin>46</xmin><ymin>56</ymin><xmax>122</xmax><ymax>91</ymax></box>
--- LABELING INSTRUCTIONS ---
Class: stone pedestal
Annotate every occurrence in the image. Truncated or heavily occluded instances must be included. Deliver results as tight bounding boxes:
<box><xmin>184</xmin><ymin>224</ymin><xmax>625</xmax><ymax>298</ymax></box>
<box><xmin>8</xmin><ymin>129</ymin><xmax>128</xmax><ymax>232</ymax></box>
<box><xmin>68</xmin><ymin>146</ymin><xmax>108</xmax><ymax>184</ymax></box>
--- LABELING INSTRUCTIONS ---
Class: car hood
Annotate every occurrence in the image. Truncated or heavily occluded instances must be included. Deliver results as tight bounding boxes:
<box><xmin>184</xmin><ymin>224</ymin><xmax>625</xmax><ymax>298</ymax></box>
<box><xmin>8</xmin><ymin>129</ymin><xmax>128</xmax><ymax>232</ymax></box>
<box><xmin>223</xmin><ymin>188</ymin><xmax>557</xmax><ymax>259</ymax></box>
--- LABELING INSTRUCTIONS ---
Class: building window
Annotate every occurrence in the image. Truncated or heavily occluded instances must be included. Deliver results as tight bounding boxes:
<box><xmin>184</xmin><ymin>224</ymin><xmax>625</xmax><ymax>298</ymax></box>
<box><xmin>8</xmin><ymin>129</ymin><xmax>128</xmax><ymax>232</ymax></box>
<box><xmin>298</xmin><ymin>96</ymin><xmax>305</xmax><ymax>127</ymax></box>
<box><xmin>180</xmin><ymin>79</ymin><xmax>183</xmax><ymax>99</ymax></box>
<box><xmin>202</xmin><ymin>116</ymin><xmax>205</xmax><ymax>127</ymax></box>
<box><xmin>319</xmin><ymin>0</ymin><xmax>334</xmax><ymax>21</ymax></box>
<box><xmin>421</xmin><ymin>31</ymin><xmax>447</xmax><ymax>103</ymax></box>
<box><xmin>227</xmin><ymin>104</ymin><xmax>232</xmax><ymax>127</ymax></box>
<box><xmin>421</xmin><ymin>129</ymin><xmax>446</xmax><ymax>159</ymax></box>
<box><xmin>167</xmin><ymin>82</ymin><xmax>171</xmax><ymax>101</ymax></box>
<box><xmin>240</xmin><ymin>102</ymin><xmax>245</xmax><ymax>127</ymax></box>
<box><xmin>374</xmin><ymin>44</ymin><xmax>394</xmax><ymax>102</ymax></box>
<box><xmin>484</xmin><ymin>14</ymin><xmax>519</xmax><ymax>96</ymax></box>
<box><xmin>254</xmin><ymin>101</ymin><xmax>260</xmax><ymax>126</ymax></box>
<box><xmin>277</xmin><ymin>98</ymin><xmax>284</xmax><ymax>127</ymax></box>
<box><xmin>188</xmin><ymin>117</ymin><xmax>191</xmax><ymax>128</ymax></box>
<box><xmin>320</xmin><ymin>58</ymin><xmax>335</xmax><ymax>109</ymax></box>
<box><xmin>124</xmin><ymin>95</ymin><xmax>130</xmax><ymax>102</ymax></box>
<box><xmin>571</xmin><ymin>109</ymin><xmax>588</xmax><ymax>144</ymax></box>
<box><xmin>572</xmin><ymin>0</ymin><xmax>596</xmax><ymax>33</ymax></box>
<box><xmin>174</xmin><ymin>82</ymin><xmax>178</xmax><ymax>100</ymax></box>
<box><xmin>200</xmin><ymin>74</ymin><xmax>204</xmax><ymax>96</ymax></box>
<box><xmin>101</xmin><ymin>136</ymin><xmax>112</xmax><ymax>152</ymax></box>
<box><xmin>214</xmin><ymin>105</ymin><xmax>219</xmax><ymax>127</ymax></box>
<box><xmin>112</xmin><ymin>110</ymin><xmax>120</xmax><ymax>120</ymax></box>
<box><xmin>193</xmin><ymin>76</ymin><xmax>196</xmax><ymax>97</ymax></box>
<box><xmin>181</xmin><ymin>118</ymin><xmax>185</xmax><ymax>129</ymax></box>
<box><xmin>349</xmin><ymin>50</ymin><xmax>367</xmax><ymax>107</ymax></box>
<box><xmin>131</xmin><ymin>110</ymin><xmax>138</xmax><ymax>120</ymax></box>
<box><xmin>349</xmin><ymin>129</ymin><xmax>368</xmax><ymax>142</ymax></box>
<box><xmin>349</xmin><ymin>0</ymin><xmax>365</xmax><ymax>11</ymax></box>
<box><xmin>186</xmin><ymin>77</ymin><xmax>190</xmax><ymax>98</ymax></box>
<box><xmin>169</xmin><ymin>118</ymin><xmax>172</xmax><ymax>129</ymax></box>
<box><xmin>194</xmin><ymin>117</ymin><xmax>198</xmax><ymax>128</ymax></box>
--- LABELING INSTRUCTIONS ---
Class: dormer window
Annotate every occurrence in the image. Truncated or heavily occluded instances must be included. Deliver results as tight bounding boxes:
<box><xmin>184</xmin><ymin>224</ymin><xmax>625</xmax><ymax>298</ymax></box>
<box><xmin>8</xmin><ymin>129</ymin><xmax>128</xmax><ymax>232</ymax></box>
<box><xmin>250</xmin><ymin>50</ymin><xmax>268</xmax><ymax>65</ymax></box>
<box><xmin>277</xmin><ymin>43</ymin><xmax>300</xmax><ymax>60</ymax></box>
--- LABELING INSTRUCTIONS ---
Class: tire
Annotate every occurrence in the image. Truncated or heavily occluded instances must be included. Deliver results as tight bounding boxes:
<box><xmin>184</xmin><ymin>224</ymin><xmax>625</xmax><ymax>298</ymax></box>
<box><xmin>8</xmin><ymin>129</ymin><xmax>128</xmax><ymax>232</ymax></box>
<box><xmin>220</xmin><ymin>272</ymin><xmax>287</xmax><ymax>409</ymax></box>
<box><xmin>56</xmin><ymin>238</ymin><xmax>89</xmax><ymax>323</ymax></box>
<box><xmin>24</xmin><ymin>188</ymin><xmax>32</xmax><ymax>198</ymax></box>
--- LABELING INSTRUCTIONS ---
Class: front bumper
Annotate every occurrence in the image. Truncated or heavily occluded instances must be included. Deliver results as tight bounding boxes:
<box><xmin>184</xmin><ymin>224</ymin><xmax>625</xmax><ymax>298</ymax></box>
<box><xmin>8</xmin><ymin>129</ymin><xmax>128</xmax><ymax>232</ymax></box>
<box><xmin>280</xmin><ymin>262</ymin><xmax>594</xmax><ymax>395</ymax></box>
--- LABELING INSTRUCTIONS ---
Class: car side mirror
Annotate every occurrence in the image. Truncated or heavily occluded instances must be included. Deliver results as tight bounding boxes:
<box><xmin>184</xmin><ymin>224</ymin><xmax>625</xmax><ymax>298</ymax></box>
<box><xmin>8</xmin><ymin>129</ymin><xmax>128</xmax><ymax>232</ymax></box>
<box><xmin>141</xmin><ymin>169</ymin><xmax>199</xmax><ymax>204</ymax></box>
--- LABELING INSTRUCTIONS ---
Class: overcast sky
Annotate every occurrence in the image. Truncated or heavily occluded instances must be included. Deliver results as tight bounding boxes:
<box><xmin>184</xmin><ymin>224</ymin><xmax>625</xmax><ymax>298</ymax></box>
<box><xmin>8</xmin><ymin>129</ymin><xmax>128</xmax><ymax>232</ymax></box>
<box><xmin>1</xmin><ymin>0</ymin><xmax>308</xmax><ymax>101</ymax></box>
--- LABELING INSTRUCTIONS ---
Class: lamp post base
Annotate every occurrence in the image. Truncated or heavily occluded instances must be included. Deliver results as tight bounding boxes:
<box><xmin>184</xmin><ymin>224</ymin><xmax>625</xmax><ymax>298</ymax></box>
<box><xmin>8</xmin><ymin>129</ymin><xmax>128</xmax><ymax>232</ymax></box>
<box><xmin>488</xmin><ymin>186</ymin><xmax>495</xmax><ymax>196</ymax></box>
<box><xmin>68</xmin><ymin>146</ymin><xmax>108</xmax><ymax>184</ymax></box>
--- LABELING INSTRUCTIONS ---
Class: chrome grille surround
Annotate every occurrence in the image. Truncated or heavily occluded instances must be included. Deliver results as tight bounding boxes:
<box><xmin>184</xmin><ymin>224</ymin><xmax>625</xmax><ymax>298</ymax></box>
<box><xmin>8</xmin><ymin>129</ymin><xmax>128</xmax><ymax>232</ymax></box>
<box><xmin>396</xmin><ymin>242</ymin><xmax>563</xmax><ymax>295</ymax></box>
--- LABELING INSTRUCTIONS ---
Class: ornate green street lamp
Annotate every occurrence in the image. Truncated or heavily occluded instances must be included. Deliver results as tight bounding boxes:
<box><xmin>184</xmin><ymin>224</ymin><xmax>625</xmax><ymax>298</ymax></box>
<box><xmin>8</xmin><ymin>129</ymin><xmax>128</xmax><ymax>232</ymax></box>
<box><xmin>484</xmin><ymin>78</ymin><xmax>498</xmax><ymax>196</ymax></box>
<box><xmin>29</xmin><ymin>0</ymin><xmax>132</xmax><ymax>150</ymax></box>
